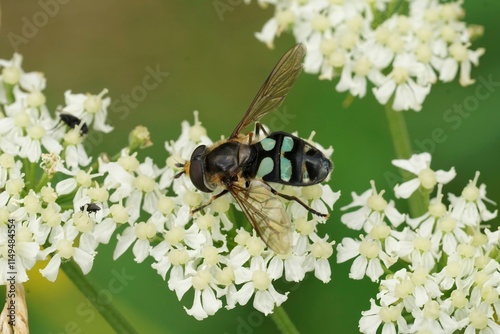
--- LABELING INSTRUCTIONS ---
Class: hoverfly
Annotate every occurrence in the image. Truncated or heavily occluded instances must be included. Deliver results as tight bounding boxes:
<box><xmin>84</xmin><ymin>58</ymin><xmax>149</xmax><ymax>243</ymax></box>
<box><xmin>176</xmin><ymin>44</ymin><xmax>333</xmax><ymax>254</ymax></box>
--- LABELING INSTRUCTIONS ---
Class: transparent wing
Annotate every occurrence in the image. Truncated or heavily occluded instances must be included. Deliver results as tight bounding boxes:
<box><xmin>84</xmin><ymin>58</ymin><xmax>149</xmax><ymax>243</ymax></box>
<box><xmin>230</xmin><ymin>43</ymin><xmax>306</xmax><ymax>138</ymax></box>
<box><xmin>229</xmin><ymin>180</ymin><xmax>293</xmax><ymax>254</ymax></box>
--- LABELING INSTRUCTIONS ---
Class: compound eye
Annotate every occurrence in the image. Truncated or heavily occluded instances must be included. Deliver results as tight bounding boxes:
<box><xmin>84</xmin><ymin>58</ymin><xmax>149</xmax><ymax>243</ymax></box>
<box><xmin>189</xmin><ymin>145</ymin><xmax>212</xmax><ymax>193</ymax></box>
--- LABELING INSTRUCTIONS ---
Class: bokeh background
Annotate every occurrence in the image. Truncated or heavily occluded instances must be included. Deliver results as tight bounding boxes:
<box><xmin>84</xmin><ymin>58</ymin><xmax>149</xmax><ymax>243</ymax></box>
<box><xmin>1</xmin><ymin>1</ymin><xmax>499</xmax><ymax>333</ymax></box>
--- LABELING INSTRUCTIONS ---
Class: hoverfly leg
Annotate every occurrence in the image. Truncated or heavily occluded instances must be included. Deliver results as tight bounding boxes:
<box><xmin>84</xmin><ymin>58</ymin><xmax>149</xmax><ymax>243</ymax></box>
<box><xmin>191</xmin><ymin>189</ymin><xmax>229</xmax><ymax>214</ymax></box>
<box><xmin>267</xmin><ymin>184</ymin><xmax>329</xmax><ymax>218</ymax></box>
<box><xmin>255</xmin><ymin>122</ymin><xmax>269</xmax><ymax>138</ymax></box>
<box><xmin>247</xmin><ymin>132</ymin><xmax>253</xmax><ymax>145</ymax></box>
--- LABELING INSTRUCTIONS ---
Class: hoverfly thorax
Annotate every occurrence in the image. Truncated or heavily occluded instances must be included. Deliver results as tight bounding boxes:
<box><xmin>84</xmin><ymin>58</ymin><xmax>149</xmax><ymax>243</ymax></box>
<box><xmin>188</xmin><ymin>141</ymin><xmax>257</xmax><ymax>192</ymax></box>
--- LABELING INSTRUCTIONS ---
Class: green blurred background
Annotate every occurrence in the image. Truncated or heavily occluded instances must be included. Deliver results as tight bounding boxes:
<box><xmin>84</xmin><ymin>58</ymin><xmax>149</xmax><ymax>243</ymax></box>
<box><xmin>1</xmin><ymin>1</ymin><xmax>499</xmax><ymax>333</ymax></box>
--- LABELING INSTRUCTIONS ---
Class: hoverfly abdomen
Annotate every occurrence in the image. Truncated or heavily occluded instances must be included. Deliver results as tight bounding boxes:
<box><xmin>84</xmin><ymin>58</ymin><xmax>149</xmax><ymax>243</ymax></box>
<box><xmin>253</xmin><ymin>132</ymin><xmax>332</xmax><ymax>186</ymax></box>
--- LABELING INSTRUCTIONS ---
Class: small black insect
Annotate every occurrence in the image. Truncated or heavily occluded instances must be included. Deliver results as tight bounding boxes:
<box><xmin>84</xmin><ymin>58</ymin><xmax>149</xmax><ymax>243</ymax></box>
<box><xmin>80</xmin><ymin>203</ymin><xmax>101</xmax><ymax>214</ymax></box>
<box><xmin>59</xmin><ymin>113</ymin><xmax>88</xmax><ymax>136</ymax></box>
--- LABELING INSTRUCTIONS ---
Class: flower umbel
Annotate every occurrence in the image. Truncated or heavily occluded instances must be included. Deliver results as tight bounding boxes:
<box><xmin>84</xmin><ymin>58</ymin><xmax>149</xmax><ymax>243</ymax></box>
<box><xmin>249</xmin><ymin>0</ymin><xmax>484</xmax><ymax>111</ymax></box>
<box><xmin>339</xmin><ymin>153</ymin><xmax>499</xmax><ymax>333</ymax></box>
<box><xmin>0</xmin><ymin>54</ymin><xmax>337</xmax><ymax>321</ymax></box>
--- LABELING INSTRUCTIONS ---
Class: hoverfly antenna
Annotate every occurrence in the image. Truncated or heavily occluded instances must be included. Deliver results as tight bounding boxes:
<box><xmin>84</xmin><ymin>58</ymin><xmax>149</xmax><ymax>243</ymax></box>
<box><xmin>173</xmin><ymin>161</ymin><xmax>188</xmax><ymax>179</ymax></box>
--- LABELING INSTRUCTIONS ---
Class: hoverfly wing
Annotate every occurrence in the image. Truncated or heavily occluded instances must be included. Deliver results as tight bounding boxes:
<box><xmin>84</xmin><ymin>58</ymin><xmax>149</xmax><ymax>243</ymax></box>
<box><xmin>229</xmin><ymin>181</ymin><xmax>292</xmax><ymax>254</ymax></box>
<box><xmin>230</xmin><ymin>43</ymin><xmax>306</xmax><ymax>139</ymax></box>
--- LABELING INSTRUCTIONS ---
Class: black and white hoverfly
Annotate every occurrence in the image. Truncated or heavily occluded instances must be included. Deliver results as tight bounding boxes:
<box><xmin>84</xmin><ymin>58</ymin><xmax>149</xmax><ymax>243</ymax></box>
<box><xmin>176</xmin><ymin>44</ymin><xmax>333</xmax><ymax>254</ymax></box>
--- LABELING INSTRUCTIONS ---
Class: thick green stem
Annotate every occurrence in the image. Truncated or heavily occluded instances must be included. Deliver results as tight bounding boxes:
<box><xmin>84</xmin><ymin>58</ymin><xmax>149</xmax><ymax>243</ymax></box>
<box><xmin>60</xmin><ymin>260</ymin><xmax>138</xmax><ymax>334</ymax></box>
<box><xmin>384</xmin><ymin>104</ymin><xmax>428</xmax><ymax>217</ymax></box>
<box><xmin>270</xmin><ymin>306</ymin><xmax>300</xmax><ymax>334</ymax></box>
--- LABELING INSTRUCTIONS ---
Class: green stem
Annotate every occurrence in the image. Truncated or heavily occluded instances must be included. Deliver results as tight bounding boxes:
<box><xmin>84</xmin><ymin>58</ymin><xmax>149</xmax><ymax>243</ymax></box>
<box><xmin>35</xmin><ymin>172</ymin><xmax>49</xmax><ymax>192</ymax></box>
<box><xmin>270</xmin><ymin>306</ymin><xmax>300</xmax><ymax>334</ymax></box>
<box><xmin>29</xmin><ymin>162</ymin><xmax>36</xmax><ymax>188</ymax></box>
<box><xmin>4</xmin><ymin>83</ymin><xmax>15</xmax><ymax>105</ymax></box>
<box><xmin>384</xmin><ymin>104</ymin><xmax>428</xmax><ymax>217</ymax></box>
<box><xmin>60</xmin><ymin>260</ymin><xmax>139</xmax><ymax>334</ymax></box>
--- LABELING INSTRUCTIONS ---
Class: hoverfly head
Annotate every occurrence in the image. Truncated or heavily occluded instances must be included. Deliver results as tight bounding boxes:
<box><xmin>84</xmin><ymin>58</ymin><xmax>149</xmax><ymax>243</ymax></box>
<box><xmin>187</xmin><ymin>145</ymin><xmax>212</xmax><ymax>193</ymax></box>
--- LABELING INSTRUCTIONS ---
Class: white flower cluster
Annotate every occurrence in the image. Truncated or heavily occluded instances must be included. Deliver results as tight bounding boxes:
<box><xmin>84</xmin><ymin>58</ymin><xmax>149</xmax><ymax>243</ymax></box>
<box><xmin>119</xmin><ymin>113</ymin><xmax>340</xmax><ymax>320</ymax></box>
<box><xmin>0</xmin><ymin>54</ymin><xmax>339</xmax><ymax>320</ymax></box>
<box><xmin>0</xmin><ymin>53</ymin><xmax>113</xmax><ymax>283</ymax></box>
<box><xmin>337</xmin><ymin>153</ymin><xmax>500</xmax><ymax>334</ymax></box>
<box><xmin>252</xmin><ymin>0</ymin><xmax>484</xmax><ymax>111</ymax></box>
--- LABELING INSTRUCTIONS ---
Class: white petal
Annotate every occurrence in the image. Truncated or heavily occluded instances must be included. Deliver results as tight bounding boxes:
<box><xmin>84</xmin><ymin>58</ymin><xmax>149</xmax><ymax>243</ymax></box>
<box><xmin>394</xmin><ymin>178</ymin><xmax>420</xmax><ymax>199</ymax></box>
<box><xmin>56</xmin><ymin>178</ymin><xmax>77</xmax><ymax>195</ymax></box>
<box><xmin>392</xmin><ymin>153</ymin><xmax>431</xmax><ymax>174</ymax></box>
<box><xmin>113</xmin><ymin>227</ymin><xmax>136</xmax><ymax>259</ymax></box>
<box><xmin>17</xmin><ymin>241</ymin><xmax>39</xmax><ymax>259</ymax></box>
<box><xmin>235</xmin><ymin>282</ymin><xmax>254</xmax><ymax>306</ymax></box>
<box><xmin>185</xmin><ymin>290</ymin><xmax>208</xmax><ymax>321</ymax></box>
<box><xmin>373</xmin><ymin>79</ymin><xmax>396</xmax><ymax>105</ymax></box>
<box><xmin>439</xmin><ymin>58</ymin><xmax>458</xmax><ymax>82</ymax></box>
<box><xmin>39</xmin><ymin>255</ymin><xmax>61</xmax><ymax>282</ymax></box>
<box><xmin>73</xmin><ymin>248</ymin><xmax>94</xmax><ymax>274</ymax></box>
<box><xmin>93</xmin><ymin>109</ymin><xmax>113</xmax><ymax>133</ymax></box>
<box><xmin>143</xmin><ymin>192</ymin><xmax>158</xmax><ymax>214</ymax></box>
<box><xmin>435</xmin><ymin>167</ymin><xmax>456</xmax><ymax>184</ymax></box>
<box><xmin>384</xmin><ymin>203</ymin><xmax>405</xmax><ymax>227</ymax></box>
<box><xmin>336</xmin><ymin>238</ymin><xmax>360</xmax><ymax>263</ymax></box>
<box><xmin>132</xmin><ymin>239</ymin><xmax>151</xmax><ymax>263</ymax></box>
<box><xmin>341</xmin><ymin>207</ymin><xmax>370</xmax><ymax>230</ymax></box>
<box><xmin>253</xmin><ymin>290</ymin><xmax>274</xmax><ymax>315</ymax></box>
<box><xmin>284</xmin><ymin>256</ymin><xmax>306</xmax><ymax>282</ymax></box>
<box><xmin>366</xmin><ymin>258</ymin><xmax>383</xmax><ymax>282</ymax></box>
<box><xmin>393</xmin><ymin>83</ymin><xmax>417</xmax><ymax>111</ymax></box>
<box><xmin>268</xmin><ymin>284</ymin><xmax>287</xmax><ymax>306</ymax></box>
<box><xmin>255</xmin><ymin>19</ymin><xmax>278</xmax><ymax>48</ymax></box>
<box><xmin>268</xmin><ymin>257</ymin><xmax>284</xmax><ymax>280</ymax></box>
<box><xmin>201</xmin><ymin>288</ymin><xmax>222</xmax><ymax>316</ymax></box>
<box><xmin>41</xmin><ymin>135</ymin><xmax>62</xmax><ymax>155</ymax></box>
<box><xmin>169</xmin><ymin>275</ymin><xmax>192</xmax><ymax>300</ymax></box>
<box><xmin>321</xmin><ymin>185</ymin><xmax>340</xmax><ymax>209</ymax></box>
<box><xmin>151</xmin><ymin>257</ymin><xmax>171</xmax><ymax>280</ymax></box>
<box><xmin>79</xmin><ymin>233</ymin><xmax>98</xmax><ymax>253</ymax></box>
<box><xmin>349</xmin><ymin>256</ymin><xmax>367</xmax><ymax>280</ymax></box>
<box><xmin>314</xmin><ymin>258</ymin><xmax>331</xmax><ymax>283</ymax></box>
<box><xmin>93</xmin><ymin>219</ymin><xmax>116</xmax><ymax>244</ymax></box>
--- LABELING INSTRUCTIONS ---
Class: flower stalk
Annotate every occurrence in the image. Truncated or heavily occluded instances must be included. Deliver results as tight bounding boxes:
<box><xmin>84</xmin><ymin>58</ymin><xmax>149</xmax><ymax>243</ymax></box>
<box><xmin>270</xmin><ymin>306</ymin><xmax>300</xmax><ymax>334</ymax></box>
<box><xmin>60</xmin><ymin>261</ymin><xmax>138</xmax><ymax>334</ymax></box>
<box><xmin>384</xmin><ymin>104</ymin><xmax>428</xmax><ymax>217</ymax></box>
